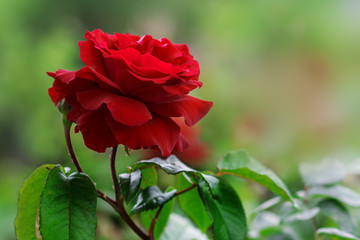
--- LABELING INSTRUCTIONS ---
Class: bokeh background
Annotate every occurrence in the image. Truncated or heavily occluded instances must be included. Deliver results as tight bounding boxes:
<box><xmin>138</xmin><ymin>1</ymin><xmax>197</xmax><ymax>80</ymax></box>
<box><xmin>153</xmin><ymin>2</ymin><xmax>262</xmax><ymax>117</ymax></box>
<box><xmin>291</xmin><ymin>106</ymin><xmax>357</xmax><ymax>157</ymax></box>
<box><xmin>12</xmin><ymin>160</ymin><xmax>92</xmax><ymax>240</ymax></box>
<box><xmin>1</xmin><ymin>0</ymin><xmax>360</xmax><ymax>239</ymax></box>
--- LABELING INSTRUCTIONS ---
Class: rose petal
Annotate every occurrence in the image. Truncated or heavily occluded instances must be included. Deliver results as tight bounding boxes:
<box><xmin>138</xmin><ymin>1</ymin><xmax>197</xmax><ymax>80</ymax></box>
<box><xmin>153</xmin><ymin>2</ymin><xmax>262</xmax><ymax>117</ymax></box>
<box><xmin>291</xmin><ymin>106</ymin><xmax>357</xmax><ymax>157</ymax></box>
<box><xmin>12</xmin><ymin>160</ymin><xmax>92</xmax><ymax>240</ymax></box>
<box><xmin>152</xmin><ymin>38</ymin><xmax>182</xmax><ymax>63</ymax></box>
<box><xmin>161</xmin><ymin>80</ymin><xmax>201</xmax><ymax>95</ymax></box>
<box><xmin>147</xmin><ymin>96</ymin><xmax>213</xmax><ymax>126</ymax></box>
<box><xmin>78</xmin><ymin>39</ymin><xmax>107</xmax><ymax>75</ymax></box>
<box><xmin>76</xmin><ymin>89</ymin><xmax>152</xmax><ymax>126</ymax></box>
<box><xmin>75</xmin><ymin>106</ymin><xmax>118</xmax><ymax>152</ymax></box>
<box><xmin>108</xmin><ymin>116</ymin><xmax>180</xmax><ymax>156</ymax></box>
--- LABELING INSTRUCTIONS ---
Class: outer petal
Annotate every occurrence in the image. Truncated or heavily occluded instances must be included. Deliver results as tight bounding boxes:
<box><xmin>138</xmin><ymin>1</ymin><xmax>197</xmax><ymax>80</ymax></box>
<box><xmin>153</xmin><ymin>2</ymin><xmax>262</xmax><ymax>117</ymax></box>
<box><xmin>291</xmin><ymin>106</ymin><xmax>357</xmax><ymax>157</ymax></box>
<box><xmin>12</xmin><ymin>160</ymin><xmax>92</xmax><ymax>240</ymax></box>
<box><xmin>78</xmin><ymin>39</ymin><xmax>107</xmax><ymax>75</ymax></box>
<box><xmin>75</xmin><ymin>106</ymin><xmax>118</xmax><ymax>152</ymax></box>
<box><xmin>108</xmin><ymin>116</ymin><xmax>180</xmax><ymax>156</ymax></box>
<box><xmin>147</xmin><ymin>96</ymin><xmax>213</xmax><ymax>126</ymax></box>
<box><xmin>161</xmin><ymin>80</ymin><xmax>201</xmax><ymax>95</ymax></box>
<box><xmin>76</xmin><ymin>89</ymin><xmax>152</xmax><ymax>126</ymax></box>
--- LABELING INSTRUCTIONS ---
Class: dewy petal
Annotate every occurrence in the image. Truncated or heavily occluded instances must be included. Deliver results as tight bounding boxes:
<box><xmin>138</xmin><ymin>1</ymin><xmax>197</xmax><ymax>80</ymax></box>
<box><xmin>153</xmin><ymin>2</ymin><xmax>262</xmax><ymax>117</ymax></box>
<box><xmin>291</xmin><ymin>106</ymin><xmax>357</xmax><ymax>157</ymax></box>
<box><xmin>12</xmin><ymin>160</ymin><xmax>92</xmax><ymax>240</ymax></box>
<box><xmin>76</xmin><ymin>89</ymin><xmax>152</xmax><ymax>126</ymax></box>
<box><xmin>75</xmin><ymin>106</ymin><xmax>118</xmax><ymax>152</ymax></box>
<box><xmin>108</xmin><ymin>116</ymin><xmax>180</xmax><ymax>156</ymax></box>
<box><xmin>147</xmin><ymin>95</ymin><xmax>213</xmax><ymax>126</ymax></box>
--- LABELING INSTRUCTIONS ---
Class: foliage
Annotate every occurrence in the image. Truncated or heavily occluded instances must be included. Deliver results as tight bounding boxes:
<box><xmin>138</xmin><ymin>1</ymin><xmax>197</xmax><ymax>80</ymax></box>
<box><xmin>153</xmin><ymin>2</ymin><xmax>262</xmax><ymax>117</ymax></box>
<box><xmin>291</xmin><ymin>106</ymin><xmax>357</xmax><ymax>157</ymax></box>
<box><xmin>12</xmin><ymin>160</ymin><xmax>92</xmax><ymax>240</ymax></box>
<box><xmin>249</xmin><ymin>160</ymin><xmax>360</xmax><ymax>240</ymax></box>
<box><xmin>16</xmin><ymin>150</ymin><xmax>301</xmax><ymax>239</ymax></box>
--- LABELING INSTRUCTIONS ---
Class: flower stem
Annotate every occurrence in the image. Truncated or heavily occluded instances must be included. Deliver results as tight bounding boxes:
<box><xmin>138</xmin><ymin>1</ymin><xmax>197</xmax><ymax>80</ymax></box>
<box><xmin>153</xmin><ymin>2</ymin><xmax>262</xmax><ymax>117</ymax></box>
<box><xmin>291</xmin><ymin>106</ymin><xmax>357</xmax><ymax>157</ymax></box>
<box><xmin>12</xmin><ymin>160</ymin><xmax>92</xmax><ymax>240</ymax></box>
<box><xmin>64</xmin><ymin>126</ymin><xmax>83</xmax><ymax>173</ymax></box>
<box><xmin>110</xmin><ymin>145</ymin><xmax>121</xmax><ymax>202</ymax></box>
<box><xmin>148</xmin><ymin>205</ymin><xmax>164</xmax><ymax>240</ymax></box>
<box><xmin>109</xmin><ymin>145</ymin><xmax>149</xmax><ymax>240</ymax></box>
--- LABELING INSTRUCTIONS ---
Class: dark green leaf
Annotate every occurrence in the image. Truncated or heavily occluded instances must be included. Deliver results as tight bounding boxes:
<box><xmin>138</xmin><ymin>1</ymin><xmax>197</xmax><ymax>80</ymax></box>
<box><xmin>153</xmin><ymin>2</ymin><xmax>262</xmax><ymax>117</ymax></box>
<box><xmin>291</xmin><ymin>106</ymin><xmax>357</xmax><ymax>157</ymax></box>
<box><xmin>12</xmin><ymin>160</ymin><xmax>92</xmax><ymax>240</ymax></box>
<box><xmin>39</xmin><ymin>166</ymin><xmax>97</xmax><ymax>240</ymax></box>
<box><xmin>309</xmin><ymin>185</ymin><xmax>360</xmax><ymax>207</ymax></box>
<box><xmin>177</xmin><ymin>173</ymin><xmax>212</xmax><ymax>232</ymax></box>
<box><xmin>133</xmin><ymin>155</ymin><xmax>198</xmax><ymax>175</ymax></box>
<box><xmin>140</xmin><ymin>188</ymin><xmax>175</xmax><ymax>240</ymax></box>
<box><xmin>217</xmin><ymin>150</ymin><xmax>294</xmax><ymax>203</ymax></box>
<box><xmin>319</xmin><ymin>199</ymin><xmax>358</xmax><ymax>235</ymax></box>
<box><xmin>15</xmin><ymin>164</ymin><xmax>56</xmax><ymax>240</ymax></box>
<box><xmin>119</xmin><ymin>169</ymin><xmax>142</xmax><ymax>205</ymax></box>
<box><xmin>130</xmin><ymin>186</ymin><xmax>176</xmax><ymax>215</ymax></box>
<box><xmin>140</xmin><ymin>167</ymin><xmax>157</xmax><ymax>189</ymax></box>
<box><xmin>197</xmin><ymin>174</ymin><xmax>247</xmax><ymax>240</ymax></box>
<box><xmin>299</xmin><ymin>160</ymin><xmax>346</xmax><ymax>186</ymax></box>
<box><xmin>317</xmin><ymin>228</ymin><xmax>360</xmax><ymax>240</ymax></box>
<box><xmin>160</xmin><ymin>214</ymin><xmax>209</xmax><ymax>240</ymax></box>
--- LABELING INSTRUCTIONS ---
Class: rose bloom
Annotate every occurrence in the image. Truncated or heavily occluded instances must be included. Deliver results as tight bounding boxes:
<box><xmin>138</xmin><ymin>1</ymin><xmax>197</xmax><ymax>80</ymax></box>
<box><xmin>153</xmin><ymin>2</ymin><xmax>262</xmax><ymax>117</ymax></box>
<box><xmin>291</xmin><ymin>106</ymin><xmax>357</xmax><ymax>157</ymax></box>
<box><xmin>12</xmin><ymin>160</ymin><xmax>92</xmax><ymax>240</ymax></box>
<box><xmin>48</xmin><ymin>29</ymin><xmax>212</xmax><ymax>156</ymax></box>
<box><xmin>142</xmin><ymin>119</ymin><xmax>210</xmax><ymax>167</ymax></box>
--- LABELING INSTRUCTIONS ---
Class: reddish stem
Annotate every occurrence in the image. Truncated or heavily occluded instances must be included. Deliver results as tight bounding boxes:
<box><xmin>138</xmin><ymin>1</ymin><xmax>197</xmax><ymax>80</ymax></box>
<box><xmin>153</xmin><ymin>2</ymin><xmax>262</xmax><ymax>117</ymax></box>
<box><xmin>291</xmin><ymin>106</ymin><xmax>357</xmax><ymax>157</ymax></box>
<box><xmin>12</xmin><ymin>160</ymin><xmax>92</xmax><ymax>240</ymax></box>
<box><xmin>64</xmin><ymin>126</ymin><xmax>83</xmax><ymax>173</ymax></box>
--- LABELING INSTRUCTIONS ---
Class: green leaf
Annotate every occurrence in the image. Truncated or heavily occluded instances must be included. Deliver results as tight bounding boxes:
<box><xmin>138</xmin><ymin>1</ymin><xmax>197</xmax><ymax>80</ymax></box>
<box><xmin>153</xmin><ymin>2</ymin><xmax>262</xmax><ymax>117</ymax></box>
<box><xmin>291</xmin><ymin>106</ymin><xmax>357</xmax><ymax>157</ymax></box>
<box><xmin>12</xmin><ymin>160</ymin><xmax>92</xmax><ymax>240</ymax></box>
<box><xmin>177</xmin><ymin>173</ymin><xmax>212</xmax><ymax>232</ymax></box>
<box><xmin>318</xmin><ymin>199</ymin><xmax>358</xmax><ymax>235</ymax></box>
<box><xmin>133</xmin><ymin>155</ymin><xmax>198</xmax><ymax>175</ymax></box>
<box><xmin>140</xmin><ymin>188</ymin><xmax>175</xmax><ymax>240</ymax></box>
<box><xmin>299</xmin><ymin>160</ymin><xmax>347</xmax><ymax>186</ymax></box>
<box><xmin>317</xmin><ymin>228</ymin><xmax>360</xmax><ymax>240</ymax></box>
<box><xmin>130</xmin><ymin>186</ymin><xmax>176</xmax><ymax>215</ymax></box>
<box><xmin>39</xmin><ymin>166</ymin><xmax>97</xmax><ymax>240</ymax></box>
<box><xmin>309</xmin><ymin>185</ymin><xmax>360</xmax><ymax>207</ymax></box>
<box><xmin>248</xmin><ymin>212</ymin><xmax>281</xmax><ymax>239</ymax></box>
<box><xmin>119</xmin><ymin>169</ymin><xmax>142</xmax><ymax>205</ymax></box>
<box><xmin>15</xmin><ymin>164</ymin><xmax>56</xmax><ymax>240</ymax></box>
<box><xmin>252</xmin><ymin>196</ymin><xmax>282</xmax><ymax>214</ymax></box>
<box><xmin>217</xmin><ymin>150</ymin><xmax>294</xmax><ymax>203</ymax></box>
<box><xmin>140</xmin><ymin>167</ymin><xmax>157</xmax><ymax>188</ymax></box>
<box><xmin>284</xmin><ymin>208</ymin><xmax>320</xmax><ymax>223</ymax></box>
<box><xmin>197</xmin><ymin>174</ymin><xmax>247</xmax><ymax>240</ymax></box>
<box><xmin>160</xmin><ymin>214</ymin><xmax>209</xmax><ymax>240</ymax></box>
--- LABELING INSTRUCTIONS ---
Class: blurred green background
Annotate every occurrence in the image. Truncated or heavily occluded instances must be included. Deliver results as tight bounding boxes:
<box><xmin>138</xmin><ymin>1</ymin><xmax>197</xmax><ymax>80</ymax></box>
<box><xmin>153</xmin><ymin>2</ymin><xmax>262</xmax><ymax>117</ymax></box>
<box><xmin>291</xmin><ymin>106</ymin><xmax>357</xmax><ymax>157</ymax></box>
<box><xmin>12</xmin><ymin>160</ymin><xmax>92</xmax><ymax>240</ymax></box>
<box><xmin>2</xmin><ymin>0</ymin><xmax>360</xmax><ymax>239</ymax></box>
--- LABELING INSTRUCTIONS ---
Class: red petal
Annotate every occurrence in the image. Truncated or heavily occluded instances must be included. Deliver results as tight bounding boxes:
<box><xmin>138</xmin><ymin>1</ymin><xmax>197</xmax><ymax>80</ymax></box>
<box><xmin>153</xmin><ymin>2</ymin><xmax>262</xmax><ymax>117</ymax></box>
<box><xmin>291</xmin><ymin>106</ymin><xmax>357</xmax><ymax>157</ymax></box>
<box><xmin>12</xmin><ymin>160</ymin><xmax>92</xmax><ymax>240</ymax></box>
<box><xmin>75</xmin><ymin>106</ymin><xmax>118</xmax><ymax>152</ymax></box>
<box><xmin>108</xmin><ymin>116</ymin><xmax>180</xmax><ymax>156</ymax></box>
<box><xmin>78</xmin><ymin>40</ymin><xmax>107</xmax><ymax>75</ymax></box>
<box><xmin>161</xmin><ymin>81</ymin><xmax>201</xmax><ymax>95</ymax></box>
<box><xmin>148</xmin><ymin>96</ymin><xmax>213</xmax><ymax>126</ymax></box>
<box><xmin>76</xmin><ymin>89</ymin><xmax>152</xmax><ymax>126</ymax></box>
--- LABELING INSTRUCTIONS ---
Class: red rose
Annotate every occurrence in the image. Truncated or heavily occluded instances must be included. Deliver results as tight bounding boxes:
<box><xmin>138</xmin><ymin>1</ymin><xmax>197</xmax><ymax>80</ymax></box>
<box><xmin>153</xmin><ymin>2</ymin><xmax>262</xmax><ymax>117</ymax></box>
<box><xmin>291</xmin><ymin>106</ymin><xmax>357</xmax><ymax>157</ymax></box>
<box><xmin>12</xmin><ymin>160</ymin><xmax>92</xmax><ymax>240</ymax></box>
<box><xmin>48</xmin><ymin>29</ymin><xmax>212</xmax><ymax>156</ymax></box>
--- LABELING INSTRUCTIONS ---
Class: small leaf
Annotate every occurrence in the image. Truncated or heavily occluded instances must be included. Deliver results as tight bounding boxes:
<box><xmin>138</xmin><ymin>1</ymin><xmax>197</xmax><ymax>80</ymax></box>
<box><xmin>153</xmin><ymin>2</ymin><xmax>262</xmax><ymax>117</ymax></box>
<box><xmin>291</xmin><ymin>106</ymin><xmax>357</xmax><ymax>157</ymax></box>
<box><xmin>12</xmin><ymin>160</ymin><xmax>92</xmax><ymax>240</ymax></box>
<box><xmin>177</xmin><ymin>173</ymin><xmax>212</xmax><ymax>232</ymax></box>
<box><xmin>130</xmin><ymin>186</ymin><xmax>176</xmax><ymax>215</ymax></box>
<box><xmin>284</xmin><ymin>208</ymin><xmax>320</xmax><ymax>223</ymax></box>
<box><xmin>140</xmin><ymin>167</ymin><xmax>158</xmax><ymax>188</ymax></box>
<box><xmin>39</xmin><ymin>165</ymin><xmax>97</xmax><ymax>240</ymax></box>
<box><xmin>119</xmin><ymin>169</ymin><xmax>142</xmax><ymax>204</ymax></box>
<box><xmin>252</xmin><ymin>196</ymin><xmax>282</xmax><ymax>214</ymax></box>
<box><xmin>318</xmin><ymin>199</ymin><xmax>358</xmax><ymax>235</ymax></box>
<box><xmin>217</xmin><ymin>150</ymin><xmax>294</xmax><ymax>203</ymax></box>
<box><xmin>15</xmin><ymin>164</ymin><xmax>56</xmax><ymax>240</ymax></box>
<box><xmin>197</xmin><ymin>174</ymin><xmax>247</xmax><ymax>240</ymax></box>
<box><xmin>140</xmin><ymin>187</ymin><xmax>175</xmax><ymax>240</ymax></box>
<box><xmin>300</xmin><ymin>159</ymin><xmax>347</xmax><ymax>186</ymax></box>
<box><xmin>160</xmin><ymin>214</ymin><xmax>209</xmax><ymax>240</ymax></box>
<box><xmin>317</xmin><ymin>228</ymin><xmax>360</xmax><ymax>240</ymax></box>
<box><xmin>309</xmin><ymin>185</ymin><xmax>360</xmax><ymax>207</ymax></box>
<box><xmin>133</xmin><ymin>155</ymin><xmax>198</xmax><ymax>175</ymax></box>
<box><xmin>248</xmin><ymin>212</ymin><xmax>281</xmax><ymax>239</ymax></box>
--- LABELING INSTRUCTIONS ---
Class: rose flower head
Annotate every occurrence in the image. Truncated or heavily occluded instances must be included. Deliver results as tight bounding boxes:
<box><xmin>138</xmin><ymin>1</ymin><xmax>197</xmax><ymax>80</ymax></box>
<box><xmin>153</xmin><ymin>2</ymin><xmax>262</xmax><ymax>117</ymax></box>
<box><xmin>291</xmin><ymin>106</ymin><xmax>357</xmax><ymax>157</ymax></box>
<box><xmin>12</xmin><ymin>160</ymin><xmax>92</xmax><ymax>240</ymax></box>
<box><xmin>48</xmin><ymin>29</ymin><xmax>212</xmax><ymax>156</ymax></box>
